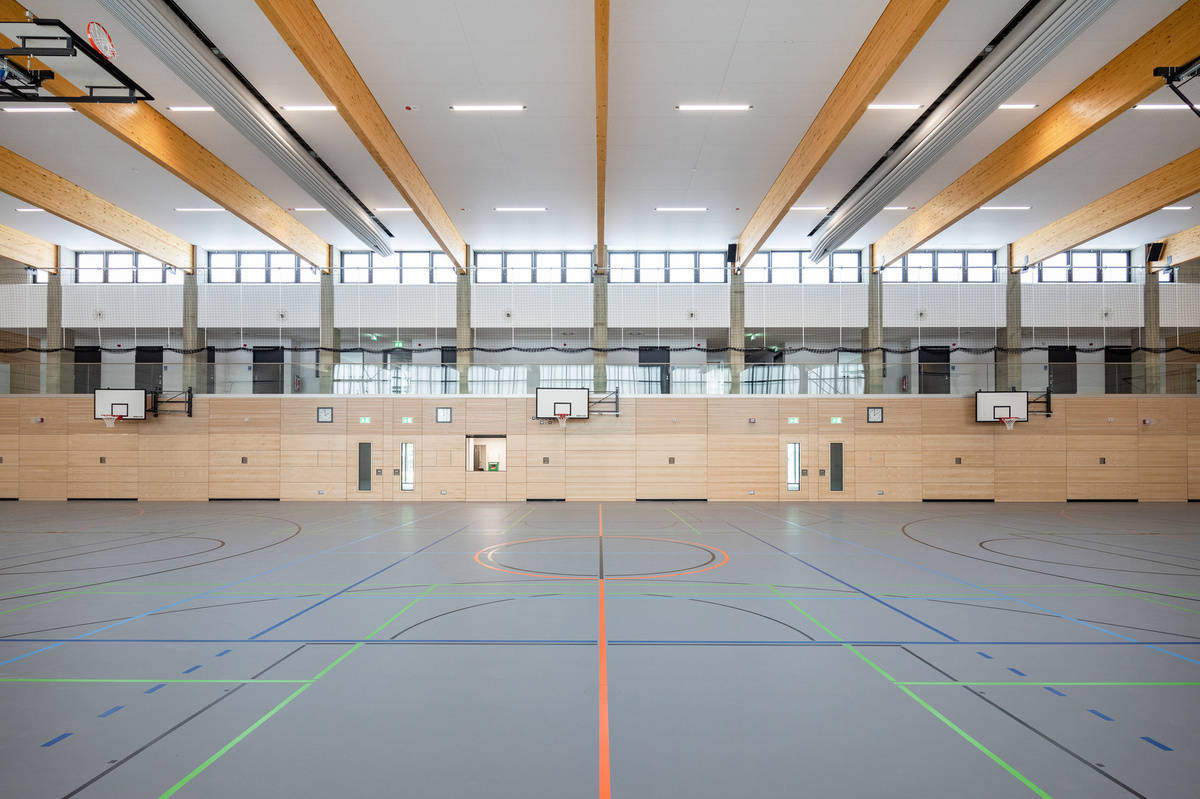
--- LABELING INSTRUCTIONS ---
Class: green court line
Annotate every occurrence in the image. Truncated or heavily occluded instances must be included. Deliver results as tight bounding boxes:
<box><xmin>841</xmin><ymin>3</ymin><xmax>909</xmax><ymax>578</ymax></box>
<box><xmin>665</xmin><ymin>507</ymin><xmax>702</xmax><ymax>536</ymax></box>
<box><xmin>158</xmin><ymin>584</ymin><xmax>437</xmax><ymax>799</ymax></box>
<box><xmin>0</xmin><ymin>591</ymin><xmax>87</xmax><ymax>616</ymax></box>
<box><xmin>898</xmin><ymin>681</ymin><xmax>1200</xmax><ymax>687</ymax></box>
<box><xmin>0</xmin><ymin>677</ymin><xmax>310</xmax><ymax>685</ymax></box>
<box><xmin>766</xmin><ymin>584</ymin><xmax>1055</xmax><ymax>799</ymax></box>
<box><xmin>1119</xmin><ymin>592</ymin><xmax>1200</xmax><ymax>616</ymax></box>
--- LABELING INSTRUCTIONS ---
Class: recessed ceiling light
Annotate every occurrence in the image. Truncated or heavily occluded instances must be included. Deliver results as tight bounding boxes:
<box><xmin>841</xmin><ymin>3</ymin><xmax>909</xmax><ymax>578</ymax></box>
<box><xmin>998</xmin><ymin>103</ymin><xmax>1038</xmax><ymax>110</ymax></box>
<box><xmin>883</xmin><ymin>206</ymin><xmax>911</xmax><ymax>211</ymax></box>
<box><xmin>1163</xmin><ymin>205</ymin><xmax>1193</xmax><ymax>211</ymax></box>
<box><xmin>867</xmin><ymin>103</ymin><xmax>922</xmax><ymax>110</ymax></box>
<box><xmin>655</xmin><ymin>207</ymin><xmax>708</xmax><ymax>212</ymax></box>
<box><xmin>2</xmin><ymin>106</ymin><xmax>74</xmax><ymax>113</ymax></box>
<box><xmin>15</xmin><ymin>207</ymin><xmax>44</xmax><ymax>213</ymax></box>
<box><xmin>980</xmin><ymin>205</ymin><xmax>1031</xmax><ymax>210</ymax></box>
<box><xmin>450</xmin><ymin>105</ymin><xmax>526</xmax><ymax>112</ymax></box>
<box><xmin>175</xmin><ymin>207</ymin><xmax>225</xmax><ymax>212</ymax></box>
<box><xmin>494</xmin><ymin>207</ymin><xmax>546</xmax><ymax>212</ymax></box>
<box><xmin>675</xmin><ymin>104</ymin><xmax>752</xmax><ymax>112</ymax></box>
<box><xmin>374</xmin><ymin>207</ymin><xmax>412</xmax><ymax>212</ymax></box>
<box><xmin>790</xmin><ymin>206</ymin><xmax>828</xmax><ymax>211</ymax></box>
<box><xmin>281</xmin><ymin>105</ymin><xmax>337</xmax><ymax>112</ymax></box>
<box><xmin>290</xmin><ymin>207</ymin><xmax>326</xmax><ymax>212</ymax></box>
<box><xmin>168</xmin><ymin>106</ymin><xmax>214</xmax><ymax>112</ymax></box>
<box><xmin>1133</xmin><ymin>104</ymin><xmax>1189</xmax><ymax>110</ymax></box>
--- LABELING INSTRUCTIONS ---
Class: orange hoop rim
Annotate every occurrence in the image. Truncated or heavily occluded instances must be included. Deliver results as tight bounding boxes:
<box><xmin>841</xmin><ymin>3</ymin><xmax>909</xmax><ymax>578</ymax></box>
<box><xmin>999</xmin><ymin>416</ymin><xmax>1018</xmax><ymax>430</ymax></box>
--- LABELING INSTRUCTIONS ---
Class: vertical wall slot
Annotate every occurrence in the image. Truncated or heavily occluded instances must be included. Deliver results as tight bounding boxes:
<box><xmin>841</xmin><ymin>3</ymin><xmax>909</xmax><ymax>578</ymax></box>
<box><xmin>358</xmin><ymin>442</ymin><xmax>372</xmax><ymax>491</ymax></box>
<box><xmin>829</xmin><ymin>443</ymin><xmax>844</xmax><ymax>492</ymax></box>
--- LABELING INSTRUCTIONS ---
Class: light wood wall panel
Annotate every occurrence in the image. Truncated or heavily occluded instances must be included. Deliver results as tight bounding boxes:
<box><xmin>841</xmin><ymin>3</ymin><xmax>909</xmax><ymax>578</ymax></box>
<box><xmin>921</xmin><ymin>398</ymin><xmax>994</xmax><ymax>500</ymax></box>
<box><xmin>0</xmin><ymin>397</ymin><xmax>19</xmax><ymax>497</ymax></box>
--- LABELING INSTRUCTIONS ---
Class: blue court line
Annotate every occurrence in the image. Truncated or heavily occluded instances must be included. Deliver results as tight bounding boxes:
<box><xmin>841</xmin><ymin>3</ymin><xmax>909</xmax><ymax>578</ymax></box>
<box><xmin>727</xmin><ymin>522</ymin><xmax>959</xmax><ymax>641</ymax></box>
<box><xmin>143</xmin><ymin>683</ymin><xmax>166</xmax><ymax>694</ymax></box>
<box><xmin>0</xmin><ymin>507</ymin><xmax>454</xmax><ymax>669</ymax></box>
<box><xmin>181</xmin><ymin>665</ymin><xmax>201</xmax><ymax>674</ymax></box>
<box><xmin>215</xmin><ymin>650</ymin><xmax>231</xmax><ymax>657</ymax></box>
<box><xmin>1008</xmin><ymin>668</ymin><xmax>1027</xmax><ymax>676</ymax></box>
<box><xmin>1141</xmin><ymin>737</ymin><xmax>1173</xmax><ymax>751</ymax></box>
<box><xmin>247</xmin><ymin>524</ymin><xmax>470</xmax><ymax>639</ymax></box>
<box><xmin>977</xmin><ymin>651</ymin><xmax>993</xmax><ymax>659</ymax></box>
<box><xmin>1045</xmin><ymin>687</ymin><xmax>1067</xmax><ymax>696</ymax></box>
<box><xmin>41</xmin><ymin>732</ymin><xmax>72</xmax><ymax>747</ymax></box>
<box><xmin>744</xmin><ymin>506</ymin><xmax>1200</xmax><ymax>667</ymax></box>
<box><xmin>1088</xmin><ymin>709</ymin><xmax>1114</xmax><ymax>721</ymax></box>
<box><xmin>97</xmin><ymin>705</ymin><xmax>124</xmax><ymax>718</ymax></box>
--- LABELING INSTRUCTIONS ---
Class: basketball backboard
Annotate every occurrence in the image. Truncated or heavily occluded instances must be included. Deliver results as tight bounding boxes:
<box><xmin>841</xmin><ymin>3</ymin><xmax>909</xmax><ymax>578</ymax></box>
<box><xmin>0</xmin><ymin>19</ymin><xmax>151</xmax><ymax>104</ymax></box>
<box><xmin>535</xmin><ymin>387</ymin><xmax>589</xmax><ymax>419</ymax></box>
<box><xmin>94</xmin><ymin>388</ymin><xmax>147</xmax><ymax>420</ymax></box>
<box><xmin>975</xmin><ymin>390</ymin><xmax>1028</xmax><ymax>423</ymax></box>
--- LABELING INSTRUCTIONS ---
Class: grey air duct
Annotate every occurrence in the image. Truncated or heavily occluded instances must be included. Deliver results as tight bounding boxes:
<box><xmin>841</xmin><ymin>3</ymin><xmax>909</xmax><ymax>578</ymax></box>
<box><xmin>97</xmin><ymin>0</ymin><xmax>393</xmax><ymax>256</ymax></box>
<box><xmin>809</xmin><ymin>0</ymin><xmax>1115</xmax><ymax>263</ymax></box>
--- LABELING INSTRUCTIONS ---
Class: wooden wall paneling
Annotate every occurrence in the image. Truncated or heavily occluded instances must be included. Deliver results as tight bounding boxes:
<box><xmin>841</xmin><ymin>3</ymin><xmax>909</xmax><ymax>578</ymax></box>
<box><xmin>813</xmin><ymin>399</ymin><xmax>856</xmax><ymax>500</ymax></box>
<box><xmin>208</xmin><ymin>398</ymin><xmax>281</xmax><ymax>499</ymax></box>
<box><xmin>346</xmin><ymin>399</ymin><xmax>387</xmax><ymax>500</ymax></box>
<box><xmin>566</xmin><ymin>404</ymin><xmax>636</xmax><ymax>501</ymax></box>
<box><xmin>708</xmin><ymin>398</ymin><xmax>779</xmax><ymax>501</ymax></box>
<box><xmin>636</xmin><ymin>399</ymin><xmax>707</xmax><ymax>499</ymax></box>
<box><xmin>1189</xmin><ymin>400</ymin><xmax>1200</xmax><ymax>499</ymax></box>
<box><xmin>1136</xmin><ymin>398</ymin><xmax>1188</xmax><ymax>501</ymax></box>
<box><xmin>777</xmin><ymin>399</ymin><xmax>813</xmax><ymax>500</ymax></box>
<box><xmin>0</xmin><ymin>397</ymin><xmax>18</xmax><ymax>497</ymax></box>
<box><xmin>920</xmin><ymin>398</ymin><xmax>994</xmax><ymax>500</ymax></box>
<box><xmin>421</xmin><ymin>433</ymin><xmax>465</xmax><ymax>500</ymax></box>
<box><xmin>526</xmin><ymin>427</ymin><xmax>567</xmax><ymax>500</ymax></box>
<box><xmin>67</xmin><ymin>397</ymin><xmax>138</xmax><ymax>498</ymax></box>
<box><xmin>853</xmin><ymin>399</ymin><xmax>922</xmax><ymax>501</ymax></box>
<box><xmin>464</xmin><ymin>398</ymin><xmax>509</xmax><ymax>501</ymax></box>
<box><xmin>994</xmin><ymin>403</ymin><xmax>1066</xmax><ymax>502</ymax></box>
<box><xmin>1065</xmin><ymin>397</ymin><xmax>1139</xmax><ymax>500</ymax></box>
<box><xmin>279</xmin><ymin>397</ymin><xmax>346</xmax><ymax>501</ymax></box>
<box><xmin>505</xmin><ymin>399</ymin><xmax>529</xmax><ymax>501</ymax></box>
<box><xmin>387</xmin><ymin>398</ymin><xmax>424</xmax><ymax>500</ymax></box>
<box><xmin>18</xmin><ymin>397</ymin><xmax>69</xmax><ymax>499</ymax></box>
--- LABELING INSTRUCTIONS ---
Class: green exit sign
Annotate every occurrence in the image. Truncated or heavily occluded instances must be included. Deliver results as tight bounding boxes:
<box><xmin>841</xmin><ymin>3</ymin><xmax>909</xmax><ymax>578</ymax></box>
<box><xmin>359</xmin><ymin>417</ymin><xmax>371</xmax><ymax>424</ymax></box>
<box><xmin>401</xmin><ymin>417</ymin><xmax>414</xmax><ymax>424</ymax></box>
<box><xmin>787</xmin><ymin>417</ymin><xmax>799</xmax><ymax>424</ymax></box>
<box><xmin>830</xmin><ymin>416</ymin><xmax>843</xmax><ymax>424</ymax></box>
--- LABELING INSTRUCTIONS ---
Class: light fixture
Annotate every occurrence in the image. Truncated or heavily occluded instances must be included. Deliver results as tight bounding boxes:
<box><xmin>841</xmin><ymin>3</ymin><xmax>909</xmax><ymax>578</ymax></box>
<box><xmin>167</xmin><ymin>105</ymin><xmax>213</xmax><ymax>111</ymax></box>
<box><xmin>980</xmin><ymin>205</ymin><xmax>1031</xmax><ymax>210</ymax></box>
<box><xmin>1133</xmin><ymin>104</ymin><xmax>1189</xmax><ymax>110</ymax></box>
<box><xmin>374</xmin><ymin>207</ymin><xmax>412</xmax><ymax>212</ymax></box>
<box><xmin>883</xmin><ymin>206</ymin><xmax>911</xmax><ymax>211</ymax></box>
<box><xmin>998</xmin><ymin>103</ymin><xmax>1038</xmax><ymax>109</ymax></box>
<box><xmin>790</xmin><ymin>206</ymin><xmax>828</xmax><ymax>211</ymax></box>
<box><xmin>675</xmin><ymin>104</ymin><xmax>752</xmax><ymax>111</ymax></box>
<box><xmin>1163</xmin><ymin>205</ymin><xmax>1193</xmax><ymax>211</ymax></box>
<box><xmin>281</xmin><ymin>105</ymin><xmax>336</xmax><ymax>112</ymax></box>
<box><xmin>2</xmin><ymin>106</ymin><xmax>74</xmax><ymax>113</ymax></box>
<box><xmin>655</xmin><ymin>207</ymin><xmax>708</xmax><ymax>212</ymax></box>
<box><xmin>494</xmin><ymin>207</ymin><xmax>546</xmax><ymax>212</ymax></box>
<box><xmin>290</xmin><ymin>207</ymin><xmax>326</xmax><ymax>212</ymax></box>
<box><xmin>867</xmin><ymin>103</ymin><xmax>922</xmax><ymax>110</ymax></box>
<box><xmin>14</xmin><ymin>207</ymin><xmax>45</xmax><ymax>213</ymax></box>
<box><xmin>450</xmin><ymin>105</ymin><xmax>526</xmax><ymax>112</ymax></box>
<box><xmin>175</xmin><ymin>207</ymin><xmax>225</xmax><ymax>212</ymax></box>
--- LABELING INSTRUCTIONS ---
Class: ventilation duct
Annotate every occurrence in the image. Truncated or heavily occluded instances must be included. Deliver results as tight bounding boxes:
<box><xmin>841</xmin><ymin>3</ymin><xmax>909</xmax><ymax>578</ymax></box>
<box><xmin>809</xmin><ymin>0</ymin><xmax>1114</xmax><ymax>263</ymax></box>
<box><xmin>97</xmin><ymin>0</ymin><xmax>393</xmax><ymax>256</ymax></box>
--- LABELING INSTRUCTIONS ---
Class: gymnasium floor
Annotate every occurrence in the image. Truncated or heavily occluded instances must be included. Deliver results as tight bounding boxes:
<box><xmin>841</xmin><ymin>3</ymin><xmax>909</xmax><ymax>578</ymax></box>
<box><xmin>0</xmin><ymin>501</ymin><xmax>1196</xmax><ymax>798</ymax></box>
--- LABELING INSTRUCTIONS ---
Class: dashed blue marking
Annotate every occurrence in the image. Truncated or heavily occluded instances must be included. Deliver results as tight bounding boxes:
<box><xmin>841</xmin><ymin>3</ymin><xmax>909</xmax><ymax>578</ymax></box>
<box><xmin>97</xmin><ymin>705</ymin><xmax>124</xmax><ymax>719</ymax></box>
<box><xmin>976</xmin><ymin>651</ymin><xmax>993</xmax><ymax>659</ymax></box>
<box><xmin>216</xmin><ymin>649</ymin><xmax>232</xmax><ymax>657</ymax></box>
<box><xmin>182</xmin><ymin>665</ymin><xmax>201</xmax><ymax>674</ymax></box>
<box><xmin>143</xmin><ymin>683</ymin><xmax>166</xmax><ymax>694</ymax></box>
<box><xmin>1045</xmin><ymin>687</ymin><xmax>1067</xmax><ymax>696</ymax></box>
<box><xmin>1088</xmin><ymin>709</ymin><xmax>1114</xmax><ymax>721</ymax></box>
<box><xmin>1141</xmin><ymin>737</ymin><xmax>1172</xmax><ymax>751</ymax></box>
<box><xmin>1008</xmin><ymin>667</ymin><xmax>1027</xmax><ymax>676</ymax></box>
<box><xmin>41</xmin><ymin>733</ymin><xmax>72</xmax><ymax>747</ymax></box>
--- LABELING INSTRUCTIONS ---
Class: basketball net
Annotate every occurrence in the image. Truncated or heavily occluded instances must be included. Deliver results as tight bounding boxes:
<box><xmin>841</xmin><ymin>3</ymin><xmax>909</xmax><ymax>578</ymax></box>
<box><xmin>999</xmin><ymin>417</ymin><xmax>1017</xmax><ymax>431</ymax></box>
<box><xmin>101</xmin><ymin>414</ymin><xmax>122</xmax><ymax>429</ymax></box>
<box><xmin>556</xmin><ymin>413</ymin><xmax>569</xmax><ymax>429</ymax></box>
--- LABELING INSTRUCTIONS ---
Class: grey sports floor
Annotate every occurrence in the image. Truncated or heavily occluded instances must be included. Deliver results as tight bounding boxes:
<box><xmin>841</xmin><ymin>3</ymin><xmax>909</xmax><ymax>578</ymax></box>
<box><xmin>0</xmin><ymin>501</ymin><xmax>1197</xmax><ymax>798</ymax></box>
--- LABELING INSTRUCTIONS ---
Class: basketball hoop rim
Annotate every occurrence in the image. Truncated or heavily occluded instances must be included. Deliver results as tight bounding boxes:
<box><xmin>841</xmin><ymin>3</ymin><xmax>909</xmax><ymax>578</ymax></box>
<box><xmin>999</xmin><ymin>416</ymin><xmax>1018</xmax><ymax>430</ymax></box>
<box><xmin>100</xmin><ymin>414</ymin><xmax>123</xmax><ymax>428</ymax></box>
<box><xmin>555</xmin><ymin>413</ymin><xmax>569</xmax><ymax>427</ymax></box>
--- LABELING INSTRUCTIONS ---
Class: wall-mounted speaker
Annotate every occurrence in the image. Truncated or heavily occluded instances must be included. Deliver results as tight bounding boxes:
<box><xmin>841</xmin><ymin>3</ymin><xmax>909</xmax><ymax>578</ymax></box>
<box><xmin>1146</xmin><ymin>241</ymin><xmax>1165</xmax><ymax>262</ymax></box>
<box><xmin>725</xmin><ymin>243</ymin><xmax>738</xmax><ymax>266</ymax></box>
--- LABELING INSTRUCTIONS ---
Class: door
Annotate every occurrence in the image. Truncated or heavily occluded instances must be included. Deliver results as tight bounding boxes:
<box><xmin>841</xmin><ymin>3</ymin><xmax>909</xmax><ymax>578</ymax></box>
<box><xmin>252</xmin><ymin>347</ymin><xmax>284</xmax><ymax>394</ymax></box>
<box><xmin>1048</xmin><ymin>346</ymin><xmax>1077</xmax><ymax>394</ymax></box>
<box><xmin>918</xmin><ymin>347</ymin><xmax>950</xmax><ymax>394</ymax></box>
<box><xmin>639</xmin><ymin>346</ymin><xmax>670</xmax><ymax>394</ymax></box>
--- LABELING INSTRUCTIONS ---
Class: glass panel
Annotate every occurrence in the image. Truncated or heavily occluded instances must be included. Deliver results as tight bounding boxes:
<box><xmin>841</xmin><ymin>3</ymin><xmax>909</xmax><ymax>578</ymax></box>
<box><xmin>1020</xmin><ymin>267</ymin><xmax>1036</xmax><ymax>283</ymax></box>
<box><xmin>831</xmin><ymin>251</ymin><xmax>860</xmax><ymax>282</ymax></box>
<box><xmin>935</xmin><ymin>250</ymin><xmax>962</xmax><ymax>282</ymax></box>
<box><xmin>269</xmin><ymin>252</ymin><xmax>297</xmax><ymax>283</ymax></box>
<box><xmin>786</xmin><ymin>442</ymin><xmax>801</xmax><ymax>491</ymax></box>
<box><xmin>77</xmin><ymin>252</ymin><xmax>104</xmax><ymax>283</ymax></box>
<box><xmin>369</xmin><ymin>253</ymin><xmax>398</xmax><ymax>284</ymax></box>
<box><xmin>639</xmin><ymin>252</ymin><xmax>665</xmax><ymax>282</ymax></box>
<box><xmin>772</xmin><ymin>251</ymin><xmax>801</xmax><ymax>284</ymax></box>
<box><xmin>1071</xmin><ymin>251</ymin><xmax>1098</xmax><ymax>282</ymax></box>
<box><xmin>882</xmin><ymin>265</ymin><xmax>903</xmax><ymax>282</ymax></box>
<box><xmin>342</xmin><ymin>252</ymin><xmax>370</xmax><ymax>283</ymax></box>
<box><xmin>966</xmin><ymin>251</ymin><xmax>994</xmax><ymax>282</ymax></box>
<box><xmin>565</xmin><ymin>252</ymin><xmax>592</xmax><ymax>282</ymax></box>
<box><xmin>1101</xmin><ymin>251</ymin><xmax>1129</xmax><ymax>282</ymax></box>
<box><xmin>164</xmin><ymin>266</ymin><xmax>183</xmax><ymax>284</ymax></box>
<box><xmin>536</xmin><ymin>252</ymin><xmax>563</xmax><ymax>283</ymax></box>
<box><xmin>402</xmin><ymin>251</ymin><xmax>430</xmax><ymax>284</ymax></box>
<box><xmin>136</xmin><ymin>254</ymin><xmax>163</xmax><ymax>283</ymax></box>
<box><xmin>432</xmin><ymin>253</ymin><xmax>457</xmax><ymax>282</ymax></box>
<box><xmin>400</xmin><ymin>442</ymin><xmax>415</xmax><ymax>491</ymax></box>
<box><xmin>698</xmin><ymin>252</ymin><xmax>725</xmax><ymax>282</ymax></box>
<box><xmin>1071</xmin><ymin>251</ymin><xmax>1098</xmax><ymax>267</ymax></box>
<box><xmin>32</xmin><ymin>268</ymin><xmax>48</xmax><ymax>283</ymax></box>
<box><xmin>240</xmin><ymin>252</ymin><xmax>267</xmax><ymax>283</ymax></box>
<box><xmin>906</xmin><ymin>252</ymin><xmax>933</xmax><ymax>282</ymax></box>
<box><xmin>609</xmin><ymin>252</ymin><xmax>635</xmax><ymax>282</ymax></box>
<box><xmin>299</xmin><ymin>260</ymin><xmax>320</xmax><ymax>282</ymax></box>
<box><xmin>107</xmin><ymin>252</ymin><xmax>134</xmax><ymax>283</ymax></box>
<box><xmin>475</xmin><ymin>252</ymin><xmax>502</xmax><ymax>283</ymax></box>
<box><xmin>1041</xmin><ymin>266</ymin><xmax>1069</xmax><ymax>282</ymax></box>
<box><xmin>743</xmin><ymin>252</ymin><xmax>768</xmax><ymax>283</ymax></box>
<box><xmin>668</xmin><ymin>252</ymin><xmax>695</xmax><ymax>282</ymax></box>
<box><xmin>507</xmin><ymin>252</ymin><xmax>532</xmax><ymax>283</ymax></box>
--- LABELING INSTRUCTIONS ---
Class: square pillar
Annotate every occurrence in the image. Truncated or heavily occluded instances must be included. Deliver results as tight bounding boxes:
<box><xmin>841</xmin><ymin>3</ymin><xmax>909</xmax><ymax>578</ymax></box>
<box><xmin>456</xmin><ymin>248</ymin><xmax>472</xmax><ymax>395</ymax></box>
<box><xmin>729</xmin><ymin>264</ymin><xmax>744</xmax><ymax>394</ymax></box>
<box><xmin>864</xmin><ymin>251</ymin><xmax>883</xmax><ymax>393</ymax></box>
<box><xmin>592</xmin><ymin>245</ymin><xmax>608</xmax><ymax>393</ymax></box>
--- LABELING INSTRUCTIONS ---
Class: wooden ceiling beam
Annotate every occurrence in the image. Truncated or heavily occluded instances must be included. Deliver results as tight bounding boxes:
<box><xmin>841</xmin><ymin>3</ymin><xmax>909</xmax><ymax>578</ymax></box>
<box><xmin>873</xmin><ymin>0</ymin><xmax>1200</xmax><ymax>269</ymax></box>
<box><xmin>595</xmin><ymin>0</ymin><xmax>609</xmax><ymax>269</ymax></box>
<box><xmin>0</xmin><ymin>224</ymin><xmax>57</xmax><ymax>272</ymax></box>
<box><xmin>1013</xmin><ymin>147</ymin><xmax>1200</xmax><ymax>268</ymax></box>
<box><xmin>1151</xmin><ymin>222</ymin><xmax>1200</xmax><ymax>268</ymax></box>
<box><xmin>255</xmin><ymin>0</ymin><xmax>470</xmax><ymax>272</ymax></box>
<box><xmin>0</xmin><ymin>146</ymin><xmax>194</xmax><ymax>270</ymax></box>
<box><xmin>734</xmin><ymin>0</ymin><xmax>948</xmax><ymax>269</ymax></box>
<box><xmin>0</xmin><ymin>0</ymin><xmax>331</xmax><ymax>271</ymax></box>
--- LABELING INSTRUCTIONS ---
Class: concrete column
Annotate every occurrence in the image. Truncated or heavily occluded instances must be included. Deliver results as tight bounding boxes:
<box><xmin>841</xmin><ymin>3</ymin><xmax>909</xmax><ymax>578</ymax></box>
<box><xmin>863</xmin><ymin>252</ymin><xmax>883</xmax><ymax>393</ymax></box>
<box><xmin>1141</xmin><ymin>251</ymin><xmax>1163</xmax><ymax>394</ymax></box>
<box><xmin>44</xmin><ymin>262</ymin><xmax>65</xmax><ymax>393</ymax></box>
<box><xmin>319</xmin><ymin>264</ymin><xmax>339</xmax><ymax>394</ymax></box>
<box><xmin>996</xmin><ymin>246</ymin><xmax>1022</xmax><ymax>391</ymax></box>
<box><xmin>592</xmin><ymin>245</ymin><xmax>608</xmax><ymax>393</ymax></box>
<box><xmin>729</xmin><ymin>263</ymin><xmax>744</xmax><ymax>394</ymax></box>
<box><xmin>181</xmin><ymin>265</ymin><xmax>205</xmax><ymax>393</ymax></box>
<box><xmin>456</xmin><ymin>249</ymin><xmax>472</xmax><ymax>395</ymax></box>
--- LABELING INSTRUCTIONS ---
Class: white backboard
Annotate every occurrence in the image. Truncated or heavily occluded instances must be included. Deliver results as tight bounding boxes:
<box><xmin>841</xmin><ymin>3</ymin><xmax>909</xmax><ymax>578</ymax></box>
<box><xmin>975</xmin><ymin>390</ymin><xmax>1028</xmax><ymax>423</ymax></box>
<box><xmin>535</xmin><ymin>387</ymin><xmax>589</xmax><ymax>419</ymax></box>
<box><xmin>95</xmin><ymin>389</ymin><xmax>147</xmax><ymax>420</ymax></box>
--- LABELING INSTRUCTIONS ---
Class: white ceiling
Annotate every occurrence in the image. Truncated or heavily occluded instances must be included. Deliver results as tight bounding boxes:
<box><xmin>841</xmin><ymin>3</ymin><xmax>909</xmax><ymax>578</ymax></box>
<box><xmin>0</xmin><ymin>0</ymin><xmax>1195</xmax><ymax>256</ymax></box>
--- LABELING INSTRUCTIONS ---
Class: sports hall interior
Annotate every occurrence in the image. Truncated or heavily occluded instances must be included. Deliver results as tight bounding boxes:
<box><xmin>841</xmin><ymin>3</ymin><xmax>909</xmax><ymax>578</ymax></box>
<box><xmin>1</xmin><ymin>1</ymin><xmax>1199</xmax><ymax>798</ymax></box>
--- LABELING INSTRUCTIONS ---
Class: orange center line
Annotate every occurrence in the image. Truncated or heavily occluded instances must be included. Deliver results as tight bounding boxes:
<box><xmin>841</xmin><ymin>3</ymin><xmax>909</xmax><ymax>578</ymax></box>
<box><xmin>597</xmin><ymin>503</ymin><xmax>612</xmax><ymax>799</ymax></box>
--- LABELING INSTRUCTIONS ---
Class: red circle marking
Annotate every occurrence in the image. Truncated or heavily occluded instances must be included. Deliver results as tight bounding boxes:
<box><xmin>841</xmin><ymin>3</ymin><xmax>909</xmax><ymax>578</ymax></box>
<box><xmin>474</xmin><ymin>535</ymin><xmax>729</xmax><ymax>581</ymax></box>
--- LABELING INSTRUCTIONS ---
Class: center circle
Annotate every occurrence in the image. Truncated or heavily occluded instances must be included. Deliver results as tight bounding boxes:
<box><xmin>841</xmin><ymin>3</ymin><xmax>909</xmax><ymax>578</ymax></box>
<box><xmin>475</xmin><ymin>535</ymin><xmax>727</xmax><ymax>580</ymax></box>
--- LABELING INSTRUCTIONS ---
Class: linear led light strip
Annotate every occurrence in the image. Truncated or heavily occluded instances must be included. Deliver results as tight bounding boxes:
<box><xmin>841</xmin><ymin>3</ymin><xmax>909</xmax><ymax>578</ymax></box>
<box><xmin>655</xmin><ymin>207</ymin><xmax>708</xmax><ymax>212</ymax></box>
<box><xmin>494</xmin><ymin>207</ymin><xmax>546</xmax><ymax>212</ymax></box>
<box><xmin>2</xmin><ymin>106</ymin><xmax>75</xmax><ymax>113</ymax></box>
<box><xmin>451</xmin><ymin>105</ymin><xmax>526</xmax><ymax>111</ymax></box>
<box><xmin>676</xmin><ymin>104</ymin><xmax>752</xmax><ymax>111</ymax></box>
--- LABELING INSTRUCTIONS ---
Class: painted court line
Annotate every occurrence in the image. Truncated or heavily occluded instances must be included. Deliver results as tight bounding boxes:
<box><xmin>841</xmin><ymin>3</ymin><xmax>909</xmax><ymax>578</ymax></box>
<box><xmin>598</xmin><ymin>504</ymin><xmax>612</xmax><ymax>799</ymax></box>
<box><xmin>1088</xmin><ymin>709</ymin><xmax>1114</xmax><ymax>721</ymax></box>
<box><xmin>97</xmin><ymin>705</ymin><xmax>124</xmax><ymax>718</ymax></box>
<box><xmin>41</xmin><ymin>732</ymin><xmax>72</xmax><ymax>747</ymax></box>
<box><xmin>1141</xmin><ymin>737</ymin><xmax>1173</xmax><ymax>751</ymax></box>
